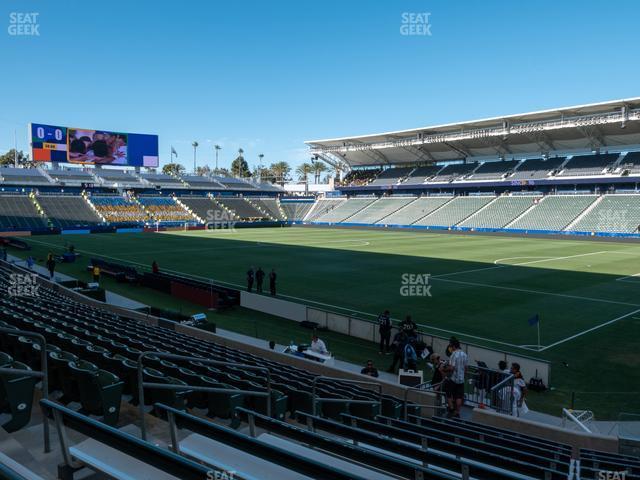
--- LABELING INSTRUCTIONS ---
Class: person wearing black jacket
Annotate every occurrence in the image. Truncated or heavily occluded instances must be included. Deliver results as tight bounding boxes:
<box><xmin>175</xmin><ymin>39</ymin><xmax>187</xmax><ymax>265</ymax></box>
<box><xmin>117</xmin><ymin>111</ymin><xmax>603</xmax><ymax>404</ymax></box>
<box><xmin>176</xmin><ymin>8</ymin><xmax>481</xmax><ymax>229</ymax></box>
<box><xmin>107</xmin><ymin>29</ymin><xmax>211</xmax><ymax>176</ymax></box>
<box><xmin>377</xmin><ymin>309</ymin><xmax>392</xmax><ymax>354</ymax></box>
<box><xmin>255</xmin><ymin>267</ymin><xmax>265</xmax><ymax>293</ymax></box>
<box><xmin>246</xmin><ymin>267</ymin><xmax>255</xmax><ymax>292</ymax></box>
<box><xmin>269</xmin><ymin>268</ymin><xmax>277</xmax><ymax>296</ymax></box>
<box><xmin>400</xmin><ymin>315</ymin><xmax>417</xmax><ymax>338</ymax></box>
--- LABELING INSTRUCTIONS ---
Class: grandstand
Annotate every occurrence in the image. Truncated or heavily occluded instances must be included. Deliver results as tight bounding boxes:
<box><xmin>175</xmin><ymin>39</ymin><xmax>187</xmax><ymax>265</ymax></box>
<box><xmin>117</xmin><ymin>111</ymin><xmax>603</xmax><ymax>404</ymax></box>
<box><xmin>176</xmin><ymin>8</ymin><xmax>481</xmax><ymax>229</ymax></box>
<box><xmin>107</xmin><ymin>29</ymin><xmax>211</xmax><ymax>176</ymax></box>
<box><xmin>304</xmin><ymin>197</ymin><xmax>346</xmax><ymax>221</ymax></box>
<box><xmin>428</xmin><ymin>163</ymin><xmax>478</xmax><ymax>183</ymax></box>
<box><xmin>48</xmin><ymin>168</ymin><xmax>95</xmax><ymax>186</ymax></box>
<box><xmin>139</xmin><ymin>172</ymin><xmax>184</xmax><ymax>188</ymax></box>
<box><xmin>95</xmin><ymin>169</ymin><xmax>145</xmax><ymax>188</ymax></box>
<box><xmin>379</xmin><ymin>196</ymin><xmax>452</xmax><ymax>225</ymax></box>
<box><xmin>346</xmin><ymin>196</ymin><xmax>416</xmax><ymax>224</ymax></box>
<box><xmin>509</xmin><ymin>195</ymin><xmax>598</xmax><ymax>231</ymax></box>
<box><xmin>88</xmin><ymin>196</ymin><xmax>149</xmax><ymax>223</ymax></box>
<box><xmin>414</xmin><ymin>196</ymin><xmax>493</xmax><ymax>226</ymax></box>
<box><xmin>509</xmin><ymin>157</ymin><xmax>565</xmax><ymax>180</ymax></box>
<box><xmin>568</xmin><ymin>194</ymin><xmax>640</xmax><ymax>233</ymax></box>
<box><xmin>182</xmin><ymin>175</ymin><xmax>225</xmax><ymax>189</ymax></box>
<box><xmin>368</xmin><ymin>167</ymin><xmax>414</xmax><ymax>186</ymax></box>
<box><xmin>315</xmin><ymin>197</ymin><xmax>376</xmax><ymax>223</ymax></box>
<box><xmin>459</xmin><ymin>195</ymin><xmax>539</xmax><ymax>229</ymax></box>
<box><xmin>248</xmin><ymin>197</ymin><xmax>286</xmax><ymax>220</ymax></box>
<box><xmin>0</xmin><ymin>167</ymin><xmax>50</xmax><ymax>186</ymax></box>
<box><xmin>0</xmin><ymin>194</ymin><xmax>46</xmax><ymax>230</ymax></box>
<box><xmin>402</xmin><ymin>165</ymin><xmax>444</xmax><ymax>185</ymax></box>
<box><xmin>466</xmin><ymin>160</ymin><xmax>520</xmax><ymax>181</ymax></box>
<box><xmin>557</xmin><ymin>153</ymin><xmax>620</xmax><ymax>177</ymax></box>
<box><xmin>37</xmin><ymin>195</ymin><xmax>102</xmax><ymax>228</ymax></box>
<box><xmin>215</xmin><ymin>197</ymin><xmax>265</xmax><ymax>220</ymax></box>
<box><xmin>279</xmin><ymin>199</ymin><xmax>315</xmax><ymax>221</ymax></box>
<box><xmin>213</xmin><ymin>176</ymin><xmax>256</xmax><ymax>190</ymax></box>
<box><xmin>138</xmin><ymin>196</ymin><xmax>195</xmax><ymax>222</ymax></box>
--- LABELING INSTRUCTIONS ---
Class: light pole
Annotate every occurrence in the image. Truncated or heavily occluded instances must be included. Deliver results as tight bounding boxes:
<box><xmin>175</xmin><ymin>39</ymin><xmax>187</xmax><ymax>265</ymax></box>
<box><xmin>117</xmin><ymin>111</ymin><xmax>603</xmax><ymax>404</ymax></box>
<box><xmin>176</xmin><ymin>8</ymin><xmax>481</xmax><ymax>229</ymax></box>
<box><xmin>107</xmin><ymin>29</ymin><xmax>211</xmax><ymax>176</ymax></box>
<box><xmin>192</xmin><ymin>141</ymin><xmax>199</xmax><ymax>173</ymax></box>
<box><xmin>214</xmin><ymin>145</ymin><xmax>221</xmax><ymax>174</ymax></box>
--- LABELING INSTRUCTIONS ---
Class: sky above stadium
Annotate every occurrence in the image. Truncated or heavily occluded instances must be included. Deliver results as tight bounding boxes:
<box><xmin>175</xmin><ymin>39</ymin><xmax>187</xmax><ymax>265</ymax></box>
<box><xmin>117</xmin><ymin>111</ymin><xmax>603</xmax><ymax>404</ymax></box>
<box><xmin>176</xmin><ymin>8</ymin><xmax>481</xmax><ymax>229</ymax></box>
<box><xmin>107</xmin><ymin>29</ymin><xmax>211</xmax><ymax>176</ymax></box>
<box><xmin>1</xmin><ymin>0</ymin><xmax>639</xmax><ymax>175</ymax></box>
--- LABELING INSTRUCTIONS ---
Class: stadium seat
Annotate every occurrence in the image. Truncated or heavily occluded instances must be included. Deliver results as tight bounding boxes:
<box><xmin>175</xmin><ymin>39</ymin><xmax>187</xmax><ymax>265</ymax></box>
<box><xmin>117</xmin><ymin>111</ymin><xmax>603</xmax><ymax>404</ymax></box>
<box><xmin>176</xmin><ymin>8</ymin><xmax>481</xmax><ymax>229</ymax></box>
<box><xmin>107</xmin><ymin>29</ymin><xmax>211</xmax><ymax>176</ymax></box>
<box><xmin>0</xmin><ymin>358</ymin><xmax>37</xmax><ymax>432</ymax></box>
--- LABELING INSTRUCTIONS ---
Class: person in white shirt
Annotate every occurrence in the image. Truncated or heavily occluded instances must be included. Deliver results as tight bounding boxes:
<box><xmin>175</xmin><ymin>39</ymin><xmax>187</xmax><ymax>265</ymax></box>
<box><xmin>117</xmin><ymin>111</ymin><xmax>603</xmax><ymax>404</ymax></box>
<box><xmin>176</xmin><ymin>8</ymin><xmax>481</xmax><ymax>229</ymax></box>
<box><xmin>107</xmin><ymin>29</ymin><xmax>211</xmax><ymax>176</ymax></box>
<box><xmin>444</xmin><ymin>338</ymin><xmax>468</xmax><ymax>418</ymax></box>
<box><xmin>310</xmin><ymin>334</ymin><xmax>328</xmax><ymax>355</ymax></box>
<box><xmin>510</xmin><ymin>363</ymin><xmax>528</xmax><ymax>416</ymax></box>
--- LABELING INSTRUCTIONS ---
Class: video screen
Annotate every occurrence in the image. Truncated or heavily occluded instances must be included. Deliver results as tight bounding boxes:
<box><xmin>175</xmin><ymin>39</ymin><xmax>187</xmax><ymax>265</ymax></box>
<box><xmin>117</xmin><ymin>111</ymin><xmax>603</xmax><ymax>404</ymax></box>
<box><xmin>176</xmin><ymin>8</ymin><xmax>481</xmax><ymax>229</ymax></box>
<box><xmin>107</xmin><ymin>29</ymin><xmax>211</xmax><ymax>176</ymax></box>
<box><xmin>31</xmin><ymin>123</ymin><xmax>158</xmax><ymax>167</ymax></box>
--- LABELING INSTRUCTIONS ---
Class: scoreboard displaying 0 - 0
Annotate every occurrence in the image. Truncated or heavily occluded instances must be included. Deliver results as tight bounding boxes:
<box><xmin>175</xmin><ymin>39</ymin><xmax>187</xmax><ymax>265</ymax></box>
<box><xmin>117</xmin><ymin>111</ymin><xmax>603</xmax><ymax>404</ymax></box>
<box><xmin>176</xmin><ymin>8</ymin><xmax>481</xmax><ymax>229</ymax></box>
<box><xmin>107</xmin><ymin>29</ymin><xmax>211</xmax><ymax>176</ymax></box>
<box><xmin>31</xmin><ymin>124</ymin><xmax>68</xmax><ymax>162</ymax></box>
<box><xmin>30</xmin><ymin>123</ymin><xmax>159</xmax><ymax>167</ymax></box>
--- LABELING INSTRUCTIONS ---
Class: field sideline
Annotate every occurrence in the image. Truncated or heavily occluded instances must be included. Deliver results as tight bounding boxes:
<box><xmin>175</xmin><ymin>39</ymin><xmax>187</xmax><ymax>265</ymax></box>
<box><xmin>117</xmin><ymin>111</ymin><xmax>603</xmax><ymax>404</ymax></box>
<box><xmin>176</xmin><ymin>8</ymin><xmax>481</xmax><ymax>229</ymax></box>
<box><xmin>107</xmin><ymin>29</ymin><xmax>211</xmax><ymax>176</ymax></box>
<box><xmin>13</xmin><ymin>227</ymin><xmax>640</xmax><ymax>419</ymax></box>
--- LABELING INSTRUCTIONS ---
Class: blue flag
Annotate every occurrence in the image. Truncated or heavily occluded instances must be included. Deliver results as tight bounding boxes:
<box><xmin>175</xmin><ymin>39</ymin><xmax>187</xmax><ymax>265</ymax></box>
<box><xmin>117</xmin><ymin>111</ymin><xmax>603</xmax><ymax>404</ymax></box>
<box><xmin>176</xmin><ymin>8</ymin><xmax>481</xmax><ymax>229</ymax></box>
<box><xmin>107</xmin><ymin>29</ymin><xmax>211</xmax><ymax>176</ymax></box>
<box><xmin>528</xmin><ymin>314</ymin><xmax>539</xmax><ymax>326</ymax></box>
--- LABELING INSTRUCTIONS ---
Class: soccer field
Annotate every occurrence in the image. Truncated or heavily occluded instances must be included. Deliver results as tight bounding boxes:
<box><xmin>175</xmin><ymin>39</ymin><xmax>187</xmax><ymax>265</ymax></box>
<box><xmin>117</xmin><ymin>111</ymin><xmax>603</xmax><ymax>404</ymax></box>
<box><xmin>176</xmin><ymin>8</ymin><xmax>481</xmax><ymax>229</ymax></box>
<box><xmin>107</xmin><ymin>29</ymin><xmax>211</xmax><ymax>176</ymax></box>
<box><xmin>16</xmin><ymin>226</ymin><xmax>640</xmax><ymax>418</ymax></box>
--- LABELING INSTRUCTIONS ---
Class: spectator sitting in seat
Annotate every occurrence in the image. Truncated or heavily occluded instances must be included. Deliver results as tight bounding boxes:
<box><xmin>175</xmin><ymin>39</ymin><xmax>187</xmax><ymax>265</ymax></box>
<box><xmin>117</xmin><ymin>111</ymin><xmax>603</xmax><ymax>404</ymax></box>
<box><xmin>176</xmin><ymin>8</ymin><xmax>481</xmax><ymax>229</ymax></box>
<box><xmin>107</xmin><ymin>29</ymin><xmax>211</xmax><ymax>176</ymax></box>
<box><xmin>310</xmin><ymin>334</ymin><xmax>328</xmax><ymax>355</ymax></box>
<box><xmin>361</xmin><ymin>360</ymin><xmax>379</xmax><ymax>378</ymax></box>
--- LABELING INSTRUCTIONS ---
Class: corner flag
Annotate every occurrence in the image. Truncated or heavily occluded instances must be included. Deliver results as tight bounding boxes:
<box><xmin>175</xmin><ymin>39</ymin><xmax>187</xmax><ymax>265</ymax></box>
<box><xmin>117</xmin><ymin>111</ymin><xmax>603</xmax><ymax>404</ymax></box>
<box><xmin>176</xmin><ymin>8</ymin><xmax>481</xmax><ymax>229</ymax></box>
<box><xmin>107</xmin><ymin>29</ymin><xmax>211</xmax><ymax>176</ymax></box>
<box><xmin>528</xmin><ymin>314</ymin><xmax>541</xmax><ymax>351</ymax></box>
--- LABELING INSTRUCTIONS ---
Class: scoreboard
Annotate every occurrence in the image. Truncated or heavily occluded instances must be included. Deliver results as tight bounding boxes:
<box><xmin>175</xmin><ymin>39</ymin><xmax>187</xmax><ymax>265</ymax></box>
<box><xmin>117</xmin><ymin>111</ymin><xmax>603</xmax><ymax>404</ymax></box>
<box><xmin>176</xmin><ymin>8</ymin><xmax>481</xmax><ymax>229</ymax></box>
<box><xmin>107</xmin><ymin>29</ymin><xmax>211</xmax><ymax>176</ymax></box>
<box><xmin>30</xmin><ymin>123</ymin><xmax>159</xmax><ymax>167</ymax></box>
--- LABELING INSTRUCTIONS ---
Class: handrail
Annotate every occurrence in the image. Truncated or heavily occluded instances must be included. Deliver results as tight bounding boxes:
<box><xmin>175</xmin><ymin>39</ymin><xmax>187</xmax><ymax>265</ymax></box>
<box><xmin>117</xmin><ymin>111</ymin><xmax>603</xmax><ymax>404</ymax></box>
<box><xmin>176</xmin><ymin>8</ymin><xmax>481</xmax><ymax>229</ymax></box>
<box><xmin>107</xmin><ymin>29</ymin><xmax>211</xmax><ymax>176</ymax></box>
<box><xmin>562</xmin><ymin>408</ymin><xmax>593</xmax><ymax>433</ymax></box>
<box><xmin>160</xmin><ymin>403</ymin><xmax>367</xmax><ymax>480</ymax></box>
<box><xmin>0</xmin><ymin>327</ymin><xmax>50</xmax><ymax>453</ymax></box>
<box><xmin>402</xmin><ymin>380</ymin><xmax>447</xmax><ymax>420</ymax></box>
<box><xmin>311</xmin><ymin>375</ymin><xmax>382</xmax><ymax>417</ymax></box>
<box><xmin>137</xmin><ymin>351</ymin><xmax>271</xmax><ymax>440</ymax></box>
<box><xmin>40</xmin><ymin>399</ymin><xmax>214</xmax><ymax>480</ymax></box>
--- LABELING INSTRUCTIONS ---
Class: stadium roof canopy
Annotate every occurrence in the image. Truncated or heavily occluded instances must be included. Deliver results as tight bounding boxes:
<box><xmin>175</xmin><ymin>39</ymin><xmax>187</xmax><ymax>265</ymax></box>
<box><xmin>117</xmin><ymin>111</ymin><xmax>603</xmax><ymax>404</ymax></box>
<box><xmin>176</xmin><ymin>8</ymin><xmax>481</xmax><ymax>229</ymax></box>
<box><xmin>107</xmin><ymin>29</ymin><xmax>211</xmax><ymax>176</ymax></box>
<box><xmin>305</xmin><ymin>97</ymin><xmax>640</xmax><ymax>169</ymax></box>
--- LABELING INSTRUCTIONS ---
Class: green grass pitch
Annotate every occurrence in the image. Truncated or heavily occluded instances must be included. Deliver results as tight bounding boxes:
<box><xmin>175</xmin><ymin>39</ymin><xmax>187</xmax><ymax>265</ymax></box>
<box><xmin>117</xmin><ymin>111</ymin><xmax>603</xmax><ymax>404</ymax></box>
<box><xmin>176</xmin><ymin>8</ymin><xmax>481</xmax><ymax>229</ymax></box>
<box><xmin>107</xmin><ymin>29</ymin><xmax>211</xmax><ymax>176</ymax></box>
<box><xmin>13</xmin><ymin>226</ymin><xmax>640</xmax><ymax>419</ymax></box>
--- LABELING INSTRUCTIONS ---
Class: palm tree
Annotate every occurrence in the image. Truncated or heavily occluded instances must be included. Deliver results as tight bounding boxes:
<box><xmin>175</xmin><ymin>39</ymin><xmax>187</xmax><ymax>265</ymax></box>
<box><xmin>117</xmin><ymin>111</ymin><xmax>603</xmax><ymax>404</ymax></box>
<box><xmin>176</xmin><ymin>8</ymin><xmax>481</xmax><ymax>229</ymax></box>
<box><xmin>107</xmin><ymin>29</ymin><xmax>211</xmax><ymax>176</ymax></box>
<box><xmin>270</xmin><ymin>161</ymin><xmax>291</xmax><ymax>185</ymax></box>
<box><xmin>295</xmin><ymin>162</ymin><xmax>313</xmax><ymax>182</ymax></box>
<box><xmin>312</xmin><ymin>161</ymin><xmax>327</xmax><ymax>184</ymax></box>
<box><xmin>192</xmin><ymin>141</ymin><xmax>199</xmax><ymax>173</ymax></box>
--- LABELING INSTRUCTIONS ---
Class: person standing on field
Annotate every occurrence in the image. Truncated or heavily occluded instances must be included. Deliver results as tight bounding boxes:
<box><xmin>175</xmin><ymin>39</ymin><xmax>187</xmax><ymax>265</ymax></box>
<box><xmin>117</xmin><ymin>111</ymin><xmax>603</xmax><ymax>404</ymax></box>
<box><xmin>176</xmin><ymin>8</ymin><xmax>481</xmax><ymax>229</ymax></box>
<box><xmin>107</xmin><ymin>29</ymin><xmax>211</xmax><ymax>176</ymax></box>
<box><xmin>255</xmin><ymin>267</ymin><xmax>265</xmax><ymax>293</ymax></box>
<box><xmin>269</xmin><ymin>268</ymin><xmax>277</xmax><ymax>295</ymax></box>
<box><xmin>246</xmin><ymin>267</ymin><xmax>255</xmax><ymax>292</ymax></box>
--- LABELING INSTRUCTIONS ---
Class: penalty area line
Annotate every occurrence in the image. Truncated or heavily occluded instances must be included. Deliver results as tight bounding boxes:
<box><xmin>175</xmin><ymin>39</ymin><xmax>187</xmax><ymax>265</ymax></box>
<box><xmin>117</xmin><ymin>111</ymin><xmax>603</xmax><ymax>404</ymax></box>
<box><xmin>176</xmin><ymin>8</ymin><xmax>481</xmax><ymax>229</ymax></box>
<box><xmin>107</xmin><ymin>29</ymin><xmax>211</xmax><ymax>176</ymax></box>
<box><xmin>539</xmin><ymin>307</ymin><xmax>640</xmax><ymax>352</ymax></box>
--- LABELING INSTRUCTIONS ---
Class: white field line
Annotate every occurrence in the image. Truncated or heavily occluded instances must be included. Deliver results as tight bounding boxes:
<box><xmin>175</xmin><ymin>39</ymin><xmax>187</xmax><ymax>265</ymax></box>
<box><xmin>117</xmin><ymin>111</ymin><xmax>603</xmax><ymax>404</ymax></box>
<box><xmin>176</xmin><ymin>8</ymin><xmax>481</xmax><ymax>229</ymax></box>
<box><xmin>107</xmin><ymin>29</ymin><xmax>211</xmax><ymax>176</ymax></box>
<box><xmin>430</xmin><ymin>276</ymin><xmax>640</xmax><ymax>307</ymax></box>
<box><xmin>616</xmin><ymin>273</ymin><xmax>640</xmax><ymax>283</ymax></box>
<box><xmin>539</xmin><ymin>308</ymin><xmax>640</xmax><ymax>352</ymax></box>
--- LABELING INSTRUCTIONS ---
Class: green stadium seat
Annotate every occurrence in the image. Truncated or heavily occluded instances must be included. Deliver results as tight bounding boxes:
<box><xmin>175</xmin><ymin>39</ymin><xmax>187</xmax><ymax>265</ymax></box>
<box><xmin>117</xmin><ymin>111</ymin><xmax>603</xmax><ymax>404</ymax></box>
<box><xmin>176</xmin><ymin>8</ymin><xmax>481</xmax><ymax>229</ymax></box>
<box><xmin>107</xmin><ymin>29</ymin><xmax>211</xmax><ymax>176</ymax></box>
<box><xmin>0</xmin><ymin>360</ymin><xmax>37</xmax><ymax>432</ymax></box>
<box><xmin>48</xmin><ymin>350</ymin><xmax>79</xmax><ymax>392</ymax></box>
<box><xmin>71</xmin><ymin>365</ymin><xmax>124</xmax><ymax>426</ymax></box>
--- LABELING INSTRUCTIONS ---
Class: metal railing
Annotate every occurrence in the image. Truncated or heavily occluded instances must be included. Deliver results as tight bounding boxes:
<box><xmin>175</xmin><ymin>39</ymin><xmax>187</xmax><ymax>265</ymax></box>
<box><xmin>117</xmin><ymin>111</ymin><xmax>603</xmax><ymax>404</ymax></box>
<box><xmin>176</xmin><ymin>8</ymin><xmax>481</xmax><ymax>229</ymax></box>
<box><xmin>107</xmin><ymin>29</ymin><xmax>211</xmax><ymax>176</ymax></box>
<box><xmin>0</xmin><ymin>327</ymin><xmax>50</xmax><ymax>452</ymax></box>
<box><xmin>311</xmin><ymin>376</ymin><xmax>382</xmax><ymax>417</ymax></box>
<box><xmin>402</xmin><ymin>381</ymin><xmax>448</xmax><ymax>419</ymax></box>
<box><xmin>465</xmin><ymin>365</ymin><xmax>514</xmax><ymax>415</ymax></box>
<box><xmin>136</xmin><ymin>352</ymin><xmax>272</xmax><ymax>440</ymax></box>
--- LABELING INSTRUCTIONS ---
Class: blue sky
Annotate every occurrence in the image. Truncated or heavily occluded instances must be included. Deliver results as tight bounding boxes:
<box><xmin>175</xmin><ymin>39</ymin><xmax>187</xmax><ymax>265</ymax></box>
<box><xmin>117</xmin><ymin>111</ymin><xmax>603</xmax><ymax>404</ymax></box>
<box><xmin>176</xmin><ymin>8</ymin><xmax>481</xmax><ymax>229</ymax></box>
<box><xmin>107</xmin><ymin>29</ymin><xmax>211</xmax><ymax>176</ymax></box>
<box><xmin>1</xmin><ymin>0</ymin><xmax>639</xmax><ymax>172</ymax></box>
